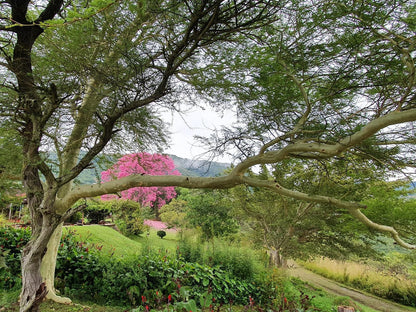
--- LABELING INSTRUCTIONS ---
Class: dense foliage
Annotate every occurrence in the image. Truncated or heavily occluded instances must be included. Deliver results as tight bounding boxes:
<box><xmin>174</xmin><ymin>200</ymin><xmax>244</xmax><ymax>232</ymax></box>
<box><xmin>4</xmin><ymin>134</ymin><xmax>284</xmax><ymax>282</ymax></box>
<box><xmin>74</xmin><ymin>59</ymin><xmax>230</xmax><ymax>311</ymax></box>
<box><xmin>105</xmin><ymin>200</ymin><xmax>145</xmax><ymax>236</ymax></box>
<box><xmin>0</xmin><ymin>227</ymin><xmax>264</xmax><ymax>307</ymax></box>
<box><xmin>229</xmin><ymin>164</ymin><xmax>384</xmax><ymax>266</ymax></box>
<box><xmin>0</xmin><ymin>226</ymin><xmax>31</xmax><ymax>289</ymax></box>
<box><xmin>3</xmin><ymin>225</ymin><xmax>416</xmax><ymax>310</ymax></box>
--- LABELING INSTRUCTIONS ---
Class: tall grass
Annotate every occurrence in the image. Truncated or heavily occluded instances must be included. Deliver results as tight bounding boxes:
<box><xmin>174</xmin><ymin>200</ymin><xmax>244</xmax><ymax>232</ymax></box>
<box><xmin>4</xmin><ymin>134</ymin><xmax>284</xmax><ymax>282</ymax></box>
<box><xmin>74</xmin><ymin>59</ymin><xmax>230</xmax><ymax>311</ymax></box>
<box><xmin>302</xmin><ymin>258</ymin><xmax>416</xmax><ymax>307</ymax></box>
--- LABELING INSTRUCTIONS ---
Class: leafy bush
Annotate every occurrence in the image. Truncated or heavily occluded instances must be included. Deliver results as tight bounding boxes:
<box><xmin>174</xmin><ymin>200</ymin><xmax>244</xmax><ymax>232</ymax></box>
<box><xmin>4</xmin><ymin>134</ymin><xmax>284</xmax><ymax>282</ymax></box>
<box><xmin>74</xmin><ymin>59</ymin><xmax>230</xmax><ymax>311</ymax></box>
<box><xmin>106</xmin><ymin>200</ymin><xmax>144</xmax><ymax>236</ymax></box>
<box><xmin>55</xmin><ymin>229</ymin><xmax>105</xmax><ymax>296</ymax></box>
<box><xmin>66</xmin><ymin>211</ymin><xmax>83</xmax><ymax>224</ymax></box>
<box><xmin>177</xmin><ymin>237</ymin><xmax>203</xmax><ymax>263</ymax></box>
<box><xmin>159</xmin><ymin>198</ymin><xmax>188</xmax><ymax>228</ymax></box>
<box><xmin>0</xmin><ymin>226</ymin><xmax>31</xmax><ymax>289</ymax></box>
<box><xmin>209</xmin><ymin>247</ymin><xmax>254</xmax><ymax>280</ymax></box>
<box><xmin>84</xmin><ymin>201</ymin><xmax>111</xmax><ymax>224</ymax></box>
<box><xmin>157</xmin><ymin>230</ymin><xmax>166</xmax><ymax>239</ymax></box>
<box><xmin>0</xmin><ymin>227</ymin><xmax>332</xmax><ymax>311</ymax></box>
<box><xmin>177</xmin><ymin>238</ymin><xmax>255</xmax><ymax>280</ymax></box>
<box><xmin>186</xmin><ymin>190</ymin><xmax>239</xmax><ymax>241</ymax></box>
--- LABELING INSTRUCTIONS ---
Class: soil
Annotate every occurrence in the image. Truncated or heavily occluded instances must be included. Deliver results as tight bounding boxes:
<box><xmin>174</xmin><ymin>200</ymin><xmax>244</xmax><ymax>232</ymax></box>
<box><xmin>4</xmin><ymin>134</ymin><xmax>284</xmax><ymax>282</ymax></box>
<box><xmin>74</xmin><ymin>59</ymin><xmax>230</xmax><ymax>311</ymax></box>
<box><xmin>287</xmin><ymin>261</ymin><xmax>416</xmax><ymax>312</ymax></box>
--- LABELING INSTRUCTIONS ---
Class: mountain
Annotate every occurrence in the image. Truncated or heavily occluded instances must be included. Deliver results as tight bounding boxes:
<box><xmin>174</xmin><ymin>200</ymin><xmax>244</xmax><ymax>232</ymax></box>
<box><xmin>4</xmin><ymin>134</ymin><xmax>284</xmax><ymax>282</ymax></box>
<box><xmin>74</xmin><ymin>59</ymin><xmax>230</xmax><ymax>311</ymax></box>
<box><xmin>75</xmin><ymin>154</ymin><xmax>230</xmax><ymax>185</ymax></box>
<box><xmin>169</xmin><ymin>155</ymin><xmax>230</xmax><ymax>177</ymax></box>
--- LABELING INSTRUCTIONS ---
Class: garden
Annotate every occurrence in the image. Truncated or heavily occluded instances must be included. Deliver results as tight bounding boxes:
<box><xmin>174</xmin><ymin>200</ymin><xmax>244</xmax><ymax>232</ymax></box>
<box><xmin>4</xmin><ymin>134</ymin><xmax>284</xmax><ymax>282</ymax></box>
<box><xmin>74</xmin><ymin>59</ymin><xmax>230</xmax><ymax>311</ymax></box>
<box><xmin>2</xmin><ymin>1</ymin><xmax>416</xmax><ymax>312</ymax></box>
<box><xmin>1</xmin><ymin>218</ymin><xmax>381</xmax><ymax>312</ymax></box>
<box><xmin>1</xmin><ymin>154</ymin><xmax>416</xmax><ymax>312</ymax></box>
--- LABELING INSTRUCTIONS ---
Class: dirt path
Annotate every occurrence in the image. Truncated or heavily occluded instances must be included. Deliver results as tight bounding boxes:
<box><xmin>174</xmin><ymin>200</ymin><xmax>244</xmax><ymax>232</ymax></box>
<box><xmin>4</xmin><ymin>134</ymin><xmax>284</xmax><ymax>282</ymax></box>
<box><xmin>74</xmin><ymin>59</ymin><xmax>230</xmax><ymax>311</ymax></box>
<box><xmin>287</xmin><ymin>262</ymin><xmax>416</xmax><ymax>312</ymax></box>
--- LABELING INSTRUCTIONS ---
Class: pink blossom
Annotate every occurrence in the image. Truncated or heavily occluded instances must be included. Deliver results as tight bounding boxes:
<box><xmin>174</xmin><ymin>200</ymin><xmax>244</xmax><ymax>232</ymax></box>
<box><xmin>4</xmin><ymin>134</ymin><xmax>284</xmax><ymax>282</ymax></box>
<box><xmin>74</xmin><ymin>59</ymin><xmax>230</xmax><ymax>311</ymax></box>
<box><xmin>101</xmin><ymin>153</ymin><xmax>181</xmax><ymax>210</ymax></box>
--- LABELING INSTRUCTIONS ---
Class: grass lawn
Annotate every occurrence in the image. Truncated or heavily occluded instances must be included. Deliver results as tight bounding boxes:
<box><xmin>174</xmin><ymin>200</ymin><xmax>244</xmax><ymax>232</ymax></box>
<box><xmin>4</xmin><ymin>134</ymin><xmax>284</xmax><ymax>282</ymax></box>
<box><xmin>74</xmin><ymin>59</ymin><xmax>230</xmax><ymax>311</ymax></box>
<box><xmin>63</xmin><ymin>225</ymin><xmax>180</xmax><ymax>258</ymax></box>
<box><xmin>132</xmin><ymin>228</ymin><xmax>180</xmax><ymax>253</ymax></box>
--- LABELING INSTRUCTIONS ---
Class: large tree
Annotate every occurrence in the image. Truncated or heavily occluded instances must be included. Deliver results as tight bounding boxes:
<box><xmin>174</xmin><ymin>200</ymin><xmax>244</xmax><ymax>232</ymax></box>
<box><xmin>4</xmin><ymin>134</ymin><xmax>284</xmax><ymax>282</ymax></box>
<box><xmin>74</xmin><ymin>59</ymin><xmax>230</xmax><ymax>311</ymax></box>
<box><xmin>229</xmin><ymin>162</ymin><xmax>386</xmax><ymax>267</ymax></box>
<box><xmin>0</xmin><ymin>1</ymin><xmax>416</xmax><ymax>311</ymax></box>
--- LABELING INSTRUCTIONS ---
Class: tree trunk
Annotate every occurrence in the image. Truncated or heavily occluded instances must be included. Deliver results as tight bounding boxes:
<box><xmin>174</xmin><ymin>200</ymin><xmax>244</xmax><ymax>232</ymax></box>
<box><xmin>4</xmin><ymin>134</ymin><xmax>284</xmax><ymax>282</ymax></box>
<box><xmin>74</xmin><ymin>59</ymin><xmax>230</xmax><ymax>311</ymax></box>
<box><xmin>40</xmin><ymin>223</ymin><xmax>71</xmax><ymax>304</ymax></box>
<box><xmin>20</xmin><ymin>215</ymin><xmax>60</xmax><ymax>312</ymax></box>
<box><xmin>269</xmin><ymin>248</ymin><xmax>287</xmax><ymax>268</ymax></box>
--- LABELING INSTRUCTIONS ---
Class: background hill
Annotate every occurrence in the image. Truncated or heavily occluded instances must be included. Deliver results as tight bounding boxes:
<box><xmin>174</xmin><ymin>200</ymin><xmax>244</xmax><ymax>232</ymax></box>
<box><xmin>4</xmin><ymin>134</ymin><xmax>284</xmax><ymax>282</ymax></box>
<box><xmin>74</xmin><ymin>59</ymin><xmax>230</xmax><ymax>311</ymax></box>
<box><xmin>169</xmin><ymin>155</ymin><xmax>230</xmax><ymax>177</ymax></box>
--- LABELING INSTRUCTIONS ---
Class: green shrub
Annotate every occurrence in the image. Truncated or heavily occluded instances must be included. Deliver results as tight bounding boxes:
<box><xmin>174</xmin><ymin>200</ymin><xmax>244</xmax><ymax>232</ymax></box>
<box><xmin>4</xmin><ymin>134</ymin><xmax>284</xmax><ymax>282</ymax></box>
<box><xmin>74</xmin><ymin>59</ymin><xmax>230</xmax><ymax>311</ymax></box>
<box><xmin>51</xmin><ymin>230</ymin><xmax>261</xmax><ymax>307</ymax></box>
<box><xmin>107</xmin><ymin>200</ymin><xmax>144</xmax><ymax>236</ymax></box>
<box><xmin>84</xmin><ymin>201</ymin><xmax>111</xmax><ymax>224</ymax></box>
<box><xmin>177</xmin><ymin>238</ymin><xmax>203</xmax><ymax>263</ymax></box>
<box><xmin>208</xmin><ymin>247</ymin><xmax>254</xmax><ymax>281</ymax></box>
<box><xmin>177</xmin><ymin>238</ymin><xmax>255</xmax><ymax>281</ymax></box>
<box><xmin>55</xmin><ymin>229</ymin><xmax>105</xmax><ymax>296</ymax></box>
<box><xmin>157</xmin><ymin>230</ymin><xmax>166</xmax><ymax>239</ymax></box>
<box><xmin>66</xmin><ymin>211</ymin><xmax>83</xmax><ymax>224</ymax></box>
<box><xmin>0</xmin><ymin>226</ymin><xmax>31</xmax><ymax>289</ymax></box>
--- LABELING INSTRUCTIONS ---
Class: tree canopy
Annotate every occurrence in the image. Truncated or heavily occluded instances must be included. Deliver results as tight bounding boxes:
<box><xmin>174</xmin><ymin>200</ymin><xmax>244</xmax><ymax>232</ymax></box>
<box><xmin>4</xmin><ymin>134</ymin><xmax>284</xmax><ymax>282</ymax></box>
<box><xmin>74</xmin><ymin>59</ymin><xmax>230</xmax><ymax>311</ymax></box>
<box><xmin>0</xmin><ymin>1</ymin><xmax>416</xmax><ymax>311</ymax></box>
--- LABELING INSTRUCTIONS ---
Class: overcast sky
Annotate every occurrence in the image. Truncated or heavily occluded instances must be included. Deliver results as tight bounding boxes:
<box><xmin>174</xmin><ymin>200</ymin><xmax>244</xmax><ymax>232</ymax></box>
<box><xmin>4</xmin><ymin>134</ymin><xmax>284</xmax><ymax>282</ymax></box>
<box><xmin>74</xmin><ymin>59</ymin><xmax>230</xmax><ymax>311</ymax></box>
<box><xmin>162</xmin><ymin>107</ymin><xmax>235</xmax><ymax>164</ymax></box>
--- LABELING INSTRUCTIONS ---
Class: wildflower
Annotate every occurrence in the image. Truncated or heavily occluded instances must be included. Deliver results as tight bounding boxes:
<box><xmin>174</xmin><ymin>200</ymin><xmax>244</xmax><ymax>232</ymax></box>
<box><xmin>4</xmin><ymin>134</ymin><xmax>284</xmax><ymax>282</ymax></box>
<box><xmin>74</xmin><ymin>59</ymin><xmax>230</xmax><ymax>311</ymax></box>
<box><xmin>145</xmin><ymin>305</ymin><xmax>149</xmax><ymax>311</ymax></box>
<box><xmin>142</xmin><ymin>295</ymin><xmax>146</xmax><ymax>303</ymax></box>
<box><xmin>284</xmin><ymin>297</ymin><xmax>288</xmax><ymax>305</ymax></box>
<box><xmin>168</xmin><ymin>294</ymin><xmax>172</xmax><ymax>302</ymax></box>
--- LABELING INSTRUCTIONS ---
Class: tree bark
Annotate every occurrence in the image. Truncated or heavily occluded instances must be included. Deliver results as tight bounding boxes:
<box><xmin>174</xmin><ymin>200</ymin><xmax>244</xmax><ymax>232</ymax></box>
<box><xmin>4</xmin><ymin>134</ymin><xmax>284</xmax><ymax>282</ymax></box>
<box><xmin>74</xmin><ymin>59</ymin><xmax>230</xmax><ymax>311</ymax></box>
<box><xmin>20</xmin><ymin>214</ymin><xmax>61</xmax><ymax>312</ymax></box>
<box><xmin>40</xmin><ymin>223</ymin><xmax>71</xmax><ymax>304</ymax></box>
<box><xmin>269</xmin><ymin>248</ymin><xmax>287</xmax><ymax>268</ymax></box>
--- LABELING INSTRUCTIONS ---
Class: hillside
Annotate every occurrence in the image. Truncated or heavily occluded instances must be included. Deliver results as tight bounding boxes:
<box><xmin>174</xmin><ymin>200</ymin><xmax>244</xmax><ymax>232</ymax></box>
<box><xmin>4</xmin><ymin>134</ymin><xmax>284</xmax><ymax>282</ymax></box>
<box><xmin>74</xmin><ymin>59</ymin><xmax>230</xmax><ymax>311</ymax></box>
<box><xmin>75</xmin><ymin>154</ymin><xmax>230</xmax><ymax>185</ymax></box>
<box><xmin>169</xmin><ymin>154</ymin><xmax>230</xmax><ymax>177</ymax></box>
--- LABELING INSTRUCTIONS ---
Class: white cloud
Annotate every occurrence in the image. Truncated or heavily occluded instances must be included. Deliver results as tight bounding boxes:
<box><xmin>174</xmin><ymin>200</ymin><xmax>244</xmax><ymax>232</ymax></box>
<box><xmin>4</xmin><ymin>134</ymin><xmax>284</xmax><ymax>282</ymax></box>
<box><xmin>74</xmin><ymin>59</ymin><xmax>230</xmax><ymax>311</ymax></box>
<box><xmin>161</xmin><ymin>107</ymin><xmax>235</xmax><ymax>163</ymax></box>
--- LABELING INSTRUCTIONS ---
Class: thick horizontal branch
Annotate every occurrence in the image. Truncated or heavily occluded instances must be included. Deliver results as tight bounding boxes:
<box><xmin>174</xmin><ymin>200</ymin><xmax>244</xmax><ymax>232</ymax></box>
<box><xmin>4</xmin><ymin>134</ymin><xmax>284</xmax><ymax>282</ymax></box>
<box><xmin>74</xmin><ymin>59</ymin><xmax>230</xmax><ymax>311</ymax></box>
<box><xmin>57</xmin><ymin>174</ymin><xmax>244</xmax><ymax>212</ymax></box>
<box><xmin>242</xmin><ymin>177</ymin><xmax>366</xmax><ymax>210</ymax></box>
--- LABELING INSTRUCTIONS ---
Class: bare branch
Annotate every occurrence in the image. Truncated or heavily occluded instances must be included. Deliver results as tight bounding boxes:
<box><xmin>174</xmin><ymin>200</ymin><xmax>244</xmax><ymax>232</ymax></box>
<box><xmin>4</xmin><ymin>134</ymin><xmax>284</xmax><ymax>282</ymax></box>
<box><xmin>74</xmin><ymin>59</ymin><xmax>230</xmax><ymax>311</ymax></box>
<box><xmin>348</xmin><ymin>208</ymin><xmax>416</xmax><ymax>249</ymax></box>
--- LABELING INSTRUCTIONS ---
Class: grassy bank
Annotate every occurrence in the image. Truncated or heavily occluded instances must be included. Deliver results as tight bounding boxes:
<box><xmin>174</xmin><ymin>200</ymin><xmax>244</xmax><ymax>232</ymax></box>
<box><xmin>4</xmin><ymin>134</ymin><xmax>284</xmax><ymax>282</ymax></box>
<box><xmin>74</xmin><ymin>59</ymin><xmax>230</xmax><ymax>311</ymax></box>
<box><xmin>62</xmin><ymin>225</ymin><xmax>179</xmax><ymax>258</ymax></box>
<box><xmin>302</xmin><ymin>258</ymin><xmax>416</xmax><ymax>307</ymax></box>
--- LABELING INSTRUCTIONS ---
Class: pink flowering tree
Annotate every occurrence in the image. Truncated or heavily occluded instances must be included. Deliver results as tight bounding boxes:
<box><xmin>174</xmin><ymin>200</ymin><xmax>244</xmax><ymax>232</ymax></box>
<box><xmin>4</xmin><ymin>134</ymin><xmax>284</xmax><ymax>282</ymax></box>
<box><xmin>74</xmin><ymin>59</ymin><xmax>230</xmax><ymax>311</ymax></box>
<box><xmin>101</xmin><ymin>153</ymin><xmax>181</xmax><ymax>219</ymax></box>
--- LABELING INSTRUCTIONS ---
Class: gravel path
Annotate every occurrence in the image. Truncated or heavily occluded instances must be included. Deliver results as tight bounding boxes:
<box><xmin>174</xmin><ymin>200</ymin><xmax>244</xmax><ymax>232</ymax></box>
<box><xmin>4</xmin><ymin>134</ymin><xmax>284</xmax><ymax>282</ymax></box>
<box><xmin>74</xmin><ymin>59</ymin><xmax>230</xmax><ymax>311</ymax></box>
<box><xmin>287</xmin><ymin>262</ymin><xmax>416</xmax><ymax>312</ymax></box>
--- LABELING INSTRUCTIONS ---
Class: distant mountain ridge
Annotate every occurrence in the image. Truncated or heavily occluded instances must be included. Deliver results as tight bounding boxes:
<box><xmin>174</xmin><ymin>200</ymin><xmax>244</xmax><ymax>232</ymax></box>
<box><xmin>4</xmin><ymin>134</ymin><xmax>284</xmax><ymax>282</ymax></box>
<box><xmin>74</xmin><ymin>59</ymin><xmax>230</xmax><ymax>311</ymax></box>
<box><xmin>75</xmin><ymin>154</ymin><xmax>230</xmax><ymax>185</ymax></box>
<box><xmin>169</xmin><ymin>155</ymin><xmax>230</xmax><ymax>177</ymax></box>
